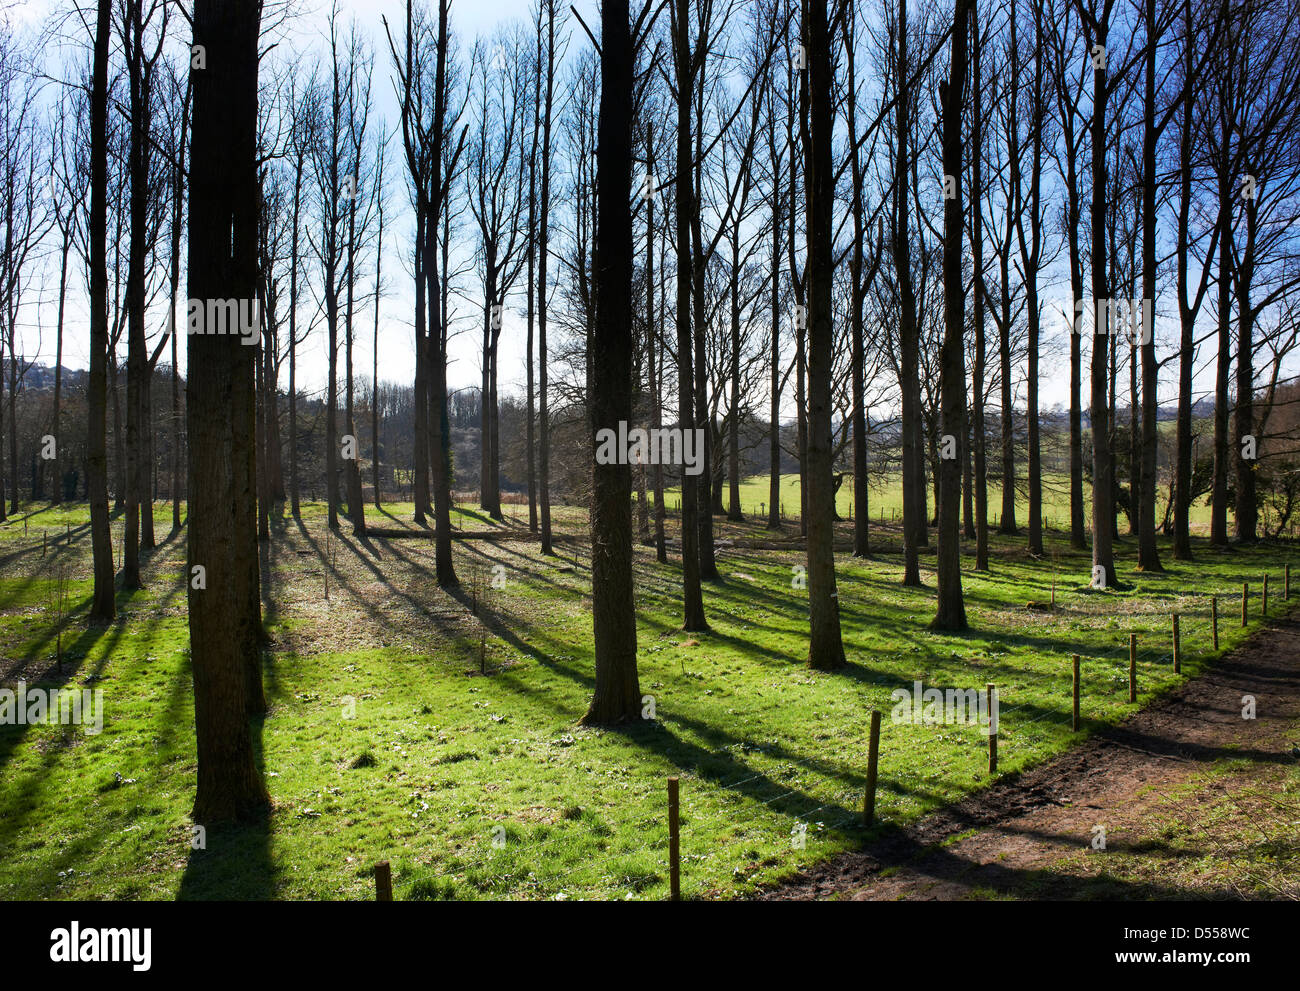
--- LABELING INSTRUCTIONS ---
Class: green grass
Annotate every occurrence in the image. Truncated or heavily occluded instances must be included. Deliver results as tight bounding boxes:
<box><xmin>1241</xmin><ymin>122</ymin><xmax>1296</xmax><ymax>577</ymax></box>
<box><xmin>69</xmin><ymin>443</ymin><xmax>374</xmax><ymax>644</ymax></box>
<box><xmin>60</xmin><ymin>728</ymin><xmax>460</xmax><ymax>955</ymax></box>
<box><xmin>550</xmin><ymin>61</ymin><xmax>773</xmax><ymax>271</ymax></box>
<box><xmin>0</xmin><ymin>495</ymin><xmax>1292</xmax><ymax>900</ymax></box>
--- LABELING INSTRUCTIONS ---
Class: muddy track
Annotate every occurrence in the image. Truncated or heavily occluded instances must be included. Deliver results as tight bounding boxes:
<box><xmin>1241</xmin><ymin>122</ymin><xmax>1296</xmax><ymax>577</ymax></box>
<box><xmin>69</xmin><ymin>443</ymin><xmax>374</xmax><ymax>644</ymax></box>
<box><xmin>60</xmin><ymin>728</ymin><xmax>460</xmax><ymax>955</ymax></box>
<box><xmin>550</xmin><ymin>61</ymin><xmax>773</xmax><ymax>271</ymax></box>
<box><xmin>757</xmin><ymin>612</ymin><xmax>1300</xmax><ymax>901</ymax></box>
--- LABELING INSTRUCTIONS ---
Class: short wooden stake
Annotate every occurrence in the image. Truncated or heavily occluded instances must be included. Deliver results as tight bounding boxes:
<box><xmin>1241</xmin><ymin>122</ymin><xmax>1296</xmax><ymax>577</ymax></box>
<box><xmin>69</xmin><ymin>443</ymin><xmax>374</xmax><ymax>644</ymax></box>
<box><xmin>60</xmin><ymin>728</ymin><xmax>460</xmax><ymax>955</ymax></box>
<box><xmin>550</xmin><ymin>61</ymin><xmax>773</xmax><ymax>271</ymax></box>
<box><xmin>986</xmin><ymin>684</ymin><xmax>998</xmax><ymax>774</ymax></box>
<box><xmin>374</xmin><ymin>861</ymin><xmax>392</xmax><ymax>901</ymax></box>
<box><xmin>668</xmin><ymin>776</ymin><xmax>681</xmax><ymax>901</ymax></box>
<box><xmin>1242</xmin><ymin>583</ymin><xmax>1249</xmax><ymax>627</ymax></box>
<box><xmin>1129</xmin><ymin>633</ymin><xmax>1137</xmax><ymax>702</ymax></box>
<box><xmin>1172</xmin><ymin>613</ymin><xmax>1181</xmax><ymax>674</ymax></box>
<box><xmin>1262</xmin><ymin>574</ymin><xmax>1268</xmax><ymax>616</ymax></box>
<box><xmin>863</xmin><ymin>710</ymin><xmax>882</xmax><ymax>827</ymax></box>
<box><xmin>1072</xmin><ymin>655</ymin><xmax>1081</xmax><ymax>731</ymax></box>
<box><xmin>1211</xmin><ymin>596</ymin><xmax>1219</xmax><ymax>651</ymax></box>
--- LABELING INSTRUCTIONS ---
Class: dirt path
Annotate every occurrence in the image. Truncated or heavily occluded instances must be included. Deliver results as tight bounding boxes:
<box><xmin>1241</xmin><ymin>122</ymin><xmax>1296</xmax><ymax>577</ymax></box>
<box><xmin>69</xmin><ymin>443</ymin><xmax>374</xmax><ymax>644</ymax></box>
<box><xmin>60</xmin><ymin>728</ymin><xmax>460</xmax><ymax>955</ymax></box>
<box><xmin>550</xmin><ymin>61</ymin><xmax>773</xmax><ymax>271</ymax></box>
<box><xmin>759</xmin><ymin>613</ymin><xmax>1300</xmax><ymax>901</ymax></box>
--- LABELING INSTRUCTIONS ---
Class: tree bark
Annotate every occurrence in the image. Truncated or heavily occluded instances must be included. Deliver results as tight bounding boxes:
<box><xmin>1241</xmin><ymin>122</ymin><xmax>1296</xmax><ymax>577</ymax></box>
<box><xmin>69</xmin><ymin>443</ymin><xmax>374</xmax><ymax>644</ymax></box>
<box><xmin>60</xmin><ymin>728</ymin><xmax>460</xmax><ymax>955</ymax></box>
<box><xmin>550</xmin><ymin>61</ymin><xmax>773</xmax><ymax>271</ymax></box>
<box><xmin>187</xmin><ymin>0</ymin><xmax>269</xmax><ymax>822</ymax></box>
<box><xmin>582</xmin><ymin>0</ymin><xmax>641</xmax><ymax>724</ymax></box>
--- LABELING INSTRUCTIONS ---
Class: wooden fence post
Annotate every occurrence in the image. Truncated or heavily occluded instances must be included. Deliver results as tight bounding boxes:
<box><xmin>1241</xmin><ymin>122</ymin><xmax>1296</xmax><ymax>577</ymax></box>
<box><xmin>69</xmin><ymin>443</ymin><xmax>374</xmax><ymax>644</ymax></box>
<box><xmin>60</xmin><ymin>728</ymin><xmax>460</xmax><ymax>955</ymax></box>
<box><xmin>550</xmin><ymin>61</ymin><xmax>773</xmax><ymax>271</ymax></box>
<box><xmin>668</xmin><ymin>776</ymin><xmax>680</xmax><ymax>901</ymax></box>
<box><xmin>374</xmin><ymin>861</ymin><xmax>392</xmax><ymax>901</ymax></box>
<box><xmin>863</xmin><ymin>710</ymin><xmax>882</xmax><ymax>827</ymax></box>
<box><xmin>1129</xmin><ymin>633</ymin><xmax>1137</xmax><ymax>702</ymax></box>
<box><xmin>987</xmin><ymin>684</ymin><xmax>998</xmax><ymax>774</ymax></box>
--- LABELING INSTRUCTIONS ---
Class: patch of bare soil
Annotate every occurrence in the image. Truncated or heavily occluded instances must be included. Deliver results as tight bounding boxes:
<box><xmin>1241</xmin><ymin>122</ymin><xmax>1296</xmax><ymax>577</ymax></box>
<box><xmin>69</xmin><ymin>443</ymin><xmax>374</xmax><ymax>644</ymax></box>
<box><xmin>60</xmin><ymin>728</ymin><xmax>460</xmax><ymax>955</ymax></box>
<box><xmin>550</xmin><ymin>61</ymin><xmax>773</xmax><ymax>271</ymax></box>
<box><xmin>758</xmin><ymin>613</ymin><xmax>1300</xmax><ymax>901</ymax></box>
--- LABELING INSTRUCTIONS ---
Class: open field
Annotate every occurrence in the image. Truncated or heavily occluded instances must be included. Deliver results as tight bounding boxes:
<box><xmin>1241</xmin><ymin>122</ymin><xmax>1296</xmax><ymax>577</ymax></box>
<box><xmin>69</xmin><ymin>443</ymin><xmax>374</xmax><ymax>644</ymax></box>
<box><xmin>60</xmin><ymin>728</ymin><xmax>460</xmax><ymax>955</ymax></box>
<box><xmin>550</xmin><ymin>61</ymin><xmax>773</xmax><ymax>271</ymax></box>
<box><xmin>1</xmin><ymin>493</ymin><xmax>1293</xmax><ymax>900</ymax></box>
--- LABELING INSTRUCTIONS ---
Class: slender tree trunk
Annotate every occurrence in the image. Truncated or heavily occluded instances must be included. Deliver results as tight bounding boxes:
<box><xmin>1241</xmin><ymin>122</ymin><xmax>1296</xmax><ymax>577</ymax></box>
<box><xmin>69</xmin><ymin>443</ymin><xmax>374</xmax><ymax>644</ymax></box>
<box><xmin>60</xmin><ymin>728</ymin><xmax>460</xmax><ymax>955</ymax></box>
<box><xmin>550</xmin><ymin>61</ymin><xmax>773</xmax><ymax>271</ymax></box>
<box><xmin>1090</xmin><ymin>13</ymin><xmax>1117</xmax><ymax>586</ymax></box>
<box><xmin>1137</xmin><ymin>0</ymin><xmax>1162</xmax><ymax>570</ymax></box>
<box><xmin>1210</xmin><ymin>106</ymin><xmax>1232</xmax><ymax>548</ymax></box>
<box><xmin>88</xmin><ymin>0</ymin><xmax>115</xmax><ymax>622</ymax></box>
<box><xmin>971</xmin><ymin>7</ymin><xmax>988</xmax><ymax>572</ymax></box>
<box><xmin>896</xmin><ymin>0</ymin><xmax>921</xmax><ymax>586</ymax></box>
<box><xmin>427</xmin><ymin>0</ymin><xmax>457</xmax><ymax>586</ymax></box>
<box><xmin>934</xmin><ymin>0</ymin><xmax>971</xmax><ymax>630</ymax></box>
<box><xmin>1234</xmin><ymin>190</ymin><xmax>1258</xmax><ymax>543</ymax></box>
<box><xmin>803</xmin><ymin>0</ymin><xmax>845</xmax><ymax>668</ymax></box>
<box><xmin>538</xmin><ymin>0</ymin><xmax>555</xmax><ymax>555</ymax></box>
<box><xmin>674</xmin><ymin>0</ymin><xmax>706</xmax><ymax>630</ymax></box>
<box><xmin>52</xmin><ymin>230</ymin><xmax>69</xmax><ymax>505</ymax></box>
<box><xmin>372</xmin><ymin>169</ymin><xmax>384</xmax><ymax>509</ymax></box>
<box><xmin>767</xmin><ymin>162</ymin><xmax>783</xmax><ymax>532</ymax></box>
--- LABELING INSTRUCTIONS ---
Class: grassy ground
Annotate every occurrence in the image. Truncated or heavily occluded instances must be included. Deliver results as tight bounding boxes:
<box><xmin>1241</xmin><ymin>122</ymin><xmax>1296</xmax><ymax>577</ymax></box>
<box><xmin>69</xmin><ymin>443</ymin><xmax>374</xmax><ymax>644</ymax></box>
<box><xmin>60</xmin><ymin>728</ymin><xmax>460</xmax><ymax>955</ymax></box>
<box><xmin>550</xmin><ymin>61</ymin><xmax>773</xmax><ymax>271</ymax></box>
<box><xmin>0</xmin><ymin>494</ymin><xmax>1293</xmax><ymax>900</ymax></box>
<box><xmin>678</xmin><ymin>471</ymin><xmax>1219</xmax><ymax>533</ymax></box>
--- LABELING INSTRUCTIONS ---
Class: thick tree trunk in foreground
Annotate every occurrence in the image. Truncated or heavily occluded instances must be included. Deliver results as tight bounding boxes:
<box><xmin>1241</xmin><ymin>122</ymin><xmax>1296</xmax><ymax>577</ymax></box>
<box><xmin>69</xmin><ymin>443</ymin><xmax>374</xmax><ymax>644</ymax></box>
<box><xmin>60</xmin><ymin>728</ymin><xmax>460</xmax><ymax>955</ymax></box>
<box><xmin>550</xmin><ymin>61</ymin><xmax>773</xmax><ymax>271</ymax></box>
<box><xmin>187</xmin><ymin>0</ymin><xmax>269</xmax><ymax>822</ymax></box>
<box><xmin>582</xmin><ymin>0</ymin><xmax>641</xmax><ymax>725</ymax></box>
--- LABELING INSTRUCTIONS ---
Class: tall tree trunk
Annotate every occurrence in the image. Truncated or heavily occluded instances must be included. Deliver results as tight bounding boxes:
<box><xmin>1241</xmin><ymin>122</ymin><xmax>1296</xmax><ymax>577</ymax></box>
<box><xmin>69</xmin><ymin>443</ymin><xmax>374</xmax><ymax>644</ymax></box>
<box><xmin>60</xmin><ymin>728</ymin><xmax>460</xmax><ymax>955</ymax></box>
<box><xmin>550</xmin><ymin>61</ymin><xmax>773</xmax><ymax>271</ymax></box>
<box><xmin>934</xmin><ymin>0</ymin><xmax>971</xmax><ymax>630</ymax></box>
<box><xmin>427</xmin><ymin>0</ymin><xmax>457</xmax><ymax>586</ymax></box>
<box><xmin>1210</xmin><ymin>103</ymin><xmax>1232</xmax><ymax>548</ymax></box>
<box><xmin>1137</xmin><ymin>0</ymin><xmax>1162</xmax><ymax>570</ymax></box>
<box><xmin>344</xmin><ymin>180</ymin><xmax>366</xmax><ymax>535</ymax></box>
<box><xmin>1019</xmin><ymin>3</ymin><xmax>1044</xmax><ymax>557</ymax></box>
<box><xmin>803</xmin><ymin>0</ymin><xmax>845</xmax><ymax>668</ymax></box>
<box><xmin>971</xmin><ymin>6</ymin><xmax>988</xmax><ymax>572</ymax></box>
<box><xmin>526</xmin><ymin>53</ymin><xmax>539</xmax><ymax>533</ymax></box>
<box><xmin>582</xmin><ymin>0</ymin><xmax>641</xmax><ymax>724</ymax></box>
<box><xmin>169</xmin><ymin>86</ymin><xmax>189</xmax><ymax>530</ymax></box>
<box><xmin>767</xmin><ymin>155</ymin><xmax>783</xmax><ymax>533</ymax></box>
<box><xmin>88</xmin><ymin>0</ymin><xmax>115</xmax><ymax>622</ymax></box>
<box><xmin>538</xmin><ymin>0</ymin><xmax>555</xmax><ymax>556</ymax></box>
<box><xmin>674</xmin><ymin>0</ymin><xmax>707</xmax><ymax>630</ymax></box>
<box><xmin>896</xmin><ymin>0</ymin><xmax>922</xmax><ymax>586</ymax></box>
<box><xmin>1172</xmin><ymin>0</ymin><xmax>1197</xmax><ymax>560</ymax></box>
<box><xmin>691</xmin><ymin>135</ymin><xmax>718</xmax><ymax>580</ymax></box>
<box><xmin>847</xmin><ymin>9</ymin><xmax>870</xmax><ymax>558</ymax></box>
<box><xmin>1090</xmin><ymin>10</ymin><xmax>1117</xmax><ymax>587</ymax></box>
<box><xmin>187</xmin><ymin>0</ymin><xmax>269</xmax><ymax>821</ymax></box>
<box><xmin>648</xmin><ymin>188</ymin><xmax>668</xmax><ymax>563</ymax></box>
<box><xmin>52</xmin><ymin>228</ymin><xmax>69</xmax><ymax>505</ymax></box>
<box><xmin>1234</xmin><ymin>186</ymin><xmax>1258</xmax><ymax>543</ymax></box>
<box><xmin>123</xmin><ymin>0</ymin><xmax>148</xmax><ymax>589</ymax></box>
